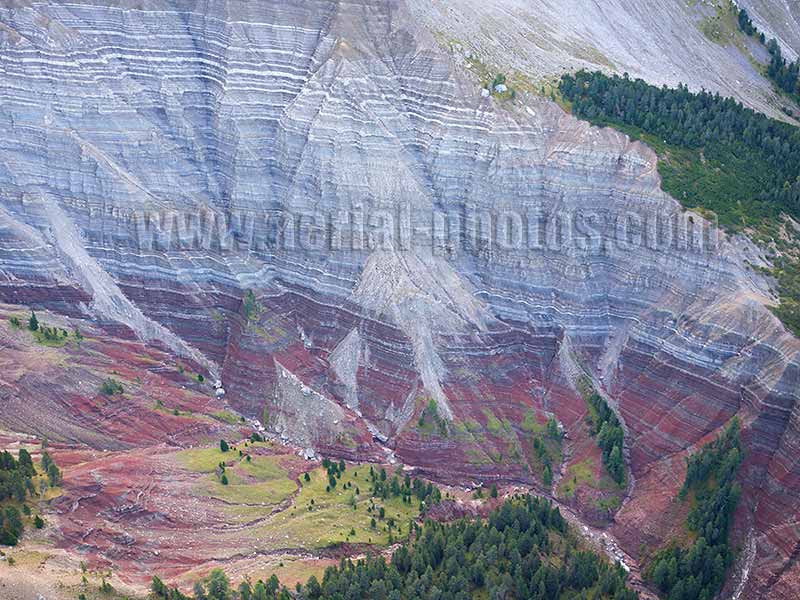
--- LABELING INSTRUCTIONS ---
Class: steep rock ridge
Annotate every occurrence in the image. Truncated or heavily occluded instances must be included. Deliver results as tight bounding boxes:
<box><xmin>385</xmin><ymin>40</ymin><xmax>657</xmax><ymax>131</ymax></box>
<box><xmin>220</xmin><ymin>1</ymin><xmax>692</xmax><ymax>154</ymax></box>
<box><xmin>0</xmin><ymin>1</ymin><xmax>798</xmax><ymax>597</ymax></box>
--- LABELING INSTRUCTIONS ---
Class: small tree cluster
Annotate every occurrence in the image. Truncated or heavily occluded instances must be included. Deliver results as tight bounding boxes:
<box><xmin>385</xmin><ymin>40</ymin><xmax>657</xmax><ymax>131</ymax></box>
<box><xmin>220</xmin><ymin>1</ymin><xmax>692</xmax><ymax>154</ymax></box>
<box><xmin>0</xmin><ymin>447</ymin><xmax>53</xmax><ymax>545</ymax></box>
<box><xmin>582</xmin><ymin>384</ymin><xmax>625</xmax><ymax>485</ymax></box>
<box><xmin>417</xmin><ymin>399</ymin><xmax>448</xmax><ymax>437</ymax></box>
<box><xmin>321</xmin><ymin>457</ymin><xmax>345</xmax><ymax>491</ymax></box>
<box><xmin>42</xmin><ymin>450</ymin><xmax>61</xmax><ymax>487</ymax></box>
<box><xmin>154</xmin><ymin>569</ymin><xmax>291</xmax><ymax>600</ymax></box>
<box><xmin>737</xmin><ymin>8</ymin><xmax>798</xmax><ymax>101</ymax></box>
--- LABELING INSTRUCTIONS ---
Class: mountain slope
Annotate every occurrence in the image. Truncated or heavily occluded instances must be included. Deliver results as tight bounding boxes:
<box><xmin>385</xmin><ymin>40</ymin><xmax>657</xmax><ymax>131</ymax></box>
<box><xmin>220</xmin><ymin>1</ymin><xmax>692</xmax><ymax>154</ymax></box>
<box><xmin>0</xmin><ymin>1</ymin><xmax>799</xmax><ymax>598</ymax></box>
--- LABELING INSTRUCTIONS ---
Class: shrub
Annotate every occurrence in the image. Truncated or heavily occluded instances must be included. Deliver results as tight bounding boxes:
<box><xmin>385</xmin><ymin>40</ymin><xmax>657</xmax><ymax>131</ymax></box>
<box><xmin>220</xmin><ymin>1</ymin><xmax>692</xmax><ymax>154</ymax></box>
<box><xmin>100</xmin><ymin>378</ymin><xmax>124</xmax><ymax>396</ymax></box>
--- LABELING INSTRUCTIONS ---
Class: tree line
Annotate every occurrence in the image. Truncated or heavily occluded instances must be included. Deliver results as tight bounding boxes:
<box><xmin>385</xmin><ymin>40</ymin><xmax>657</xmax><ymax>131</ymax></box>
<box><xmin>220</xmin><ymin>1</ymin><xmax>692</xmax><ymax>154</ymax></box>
<box><xmin>558</xmin><ymin>70</ymin><xmax>800</xmax><ymax>228</ymax></box>
<box><xmin>737</xmin><ymin>8</ymin><xmax>799</xmax><ymax>103</ymax></box>
<box><xmin>0</xmin><ymin>447</ymin><xmax>57</xmax><ymax>545</ymax></box>
<box><xmin>152</xmin><ymin>495</ymin><xmax>638</xmax><ymax>600</ymax></box>
<box><xmin>645</xmin><ymin>418</ymin><xmax>742</xmax><ymax>600</ymax></box>
<box><xmin>582</xmin><ymin>384</ymin><xmax>626</xmax><ymax>485</ymax></box>
<box><xmin>558</xmin><ymin>68</ymin><xmax>800</xmax><ymax>336</ymax></box>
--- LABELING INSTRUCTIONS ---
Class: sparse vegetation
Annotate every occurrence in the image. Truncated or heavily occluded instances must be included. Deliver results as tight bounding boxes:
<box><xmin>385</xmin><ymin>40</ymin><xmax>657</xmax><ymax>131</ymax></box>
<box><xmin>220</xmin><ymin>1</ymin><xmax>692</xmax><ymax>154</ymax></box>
<box><xmin>12</xmin><ymin>309</ymin><xmax>72</xmax><ymax>347</ymax></box>
<box><xmin>177</xmin><ymin>446</ymin><xmax>297</xmax><ymax>509</ymax></box>
<box><xmin>260</xmin><ymin>462</ymin><xmax>420</xmax><ymax>550</ymax></box>
<box><xmin>212</xmin><ymin>410</ymin><xmax>241</xmax><ymax>425</ymax></box>
<box><xmin>99</xmin><ymin>378</ymin><xmax>124</xmax><ymax>396</ymax></box>
<box><xmin>483</xmin><ymin>409</ymin><xmax>506</xmax><ymax>436</ymax></box>
<box><xmin>33</xmin><ymin>325</ymin><xmax>69</xmax><ymax>347</ymax></box>
<box><xmin>558</xmin><ymin>458</ymin><xmax>596</xmax><ymax>499</ymax></box>
<box><xmin>242</xmin><ymin>289</ymin><xmax>262</xmax><ymax>322</ymax></box>
<box><xmin>523</xmin><ymin>411</ymin><xmax>563</xmax><ymax>486</ymax></box>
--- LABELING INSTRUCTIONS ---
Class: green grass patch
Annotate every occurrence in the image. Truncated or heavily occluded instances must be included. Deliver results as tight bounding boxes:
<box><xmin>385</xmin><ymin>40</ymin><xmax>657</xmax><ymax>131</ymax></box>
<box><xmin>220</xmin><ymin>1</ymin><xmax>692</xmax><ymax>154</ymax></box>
<box><xmin>32</xmin><ymin>331</ymin><xmax>68</xmax><ymax>347</ymax></box>
<box><xmin>259</xmin><ymin>465</ymin><xmax>420</xmax><ymax>550</ymax></box>
<box><xmin>521</xmin><ymin>410</ymin><xmax>545</xmax><ymax>434</ymax></box>
<box><xmin>243</xmin><ymin>289</ymin><xmax>263</xmax><ymax>322</ymax></box>
<box><xmin>698</xmin><ymin>1</ymin><xmax>740</xmax><ymax>46</ymax></box>
<box><xmin>416</xmin><ymin>399</ymin><xmax>448</xmax><ymax>438</ymax></box>
<box><xmin>558</xmin><ymin>458</ymin><xmax>595</xmax><ymax>499</ymax></box>
<box><xmin>483</xmin><ymin>409</ymin><xmax>506</xmax><ymax>436</ymax></box>
<box><xmin>239</xmin><ymin>454</ymin><xmax>290</xmax><ymax>481</ymax></box>
<box><xmin>211</xmin><ymin>410</ymin><xmax>243</xmax><ymax>425</ymax></box>
<box><xmin>597</xmin><ymin>495</ymin><xmax>622</xmax><ymax>512</ymax></box>
<box><xmin>197</xmin><ymin>470</ymin><xmax>296</xmax><ymax>506</ymax></box>
<box><xmin>178</xmin><ymin>447</ymin><xmax>297</xmax><ymax>507</ymax></box>
<box><xmin>464</xmin><ymin>419</ymin><xmax>482</xmax><ymax>433</ymax></box>
<box><xmin>175</xmin><ymin>447</ymin><xmax>233</xmax><ymax>472</ymax></box>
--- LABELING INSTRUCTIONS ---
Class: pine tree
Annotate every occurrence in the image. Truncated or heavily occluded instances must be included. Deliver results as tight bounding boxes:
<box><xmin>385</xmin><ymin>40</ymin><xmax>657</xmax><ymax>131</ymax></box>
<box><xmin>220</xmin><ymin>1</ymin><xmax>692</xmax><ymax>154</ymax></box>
<box><xmin>17</xmin><ymin>449</ymin><xmax>34</xmax><ymax>476</ymax></box>
<box><xmin>47</xmin><ymin>462</ymin><xmax>61</xmax><ymax>487</ymax></box>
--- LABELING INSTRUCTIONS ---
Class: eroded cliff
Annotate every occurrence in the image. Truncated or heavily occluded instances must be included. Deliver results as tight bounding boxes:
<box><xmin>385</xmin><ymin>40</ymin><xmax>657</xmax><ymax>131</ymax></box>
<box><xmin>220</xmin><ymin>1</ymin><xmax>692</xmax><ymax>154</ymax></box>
<box><xmin>0</xmin><ymin>1</ymin><xmax>799</xmax><ymax>597</ymax></box>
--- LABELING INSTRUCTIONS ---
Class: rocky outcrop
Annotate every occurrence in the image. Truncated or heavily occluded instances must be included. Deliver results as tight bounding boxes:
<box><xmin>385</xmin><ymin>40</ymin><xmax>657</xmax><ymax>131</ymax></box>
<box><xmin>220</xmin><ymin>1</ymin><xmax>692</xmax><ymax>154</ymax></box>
<box><xmin>0</xmin><ymin>1</ymin><xmax>799</xmax><ymax>597</ymax></box>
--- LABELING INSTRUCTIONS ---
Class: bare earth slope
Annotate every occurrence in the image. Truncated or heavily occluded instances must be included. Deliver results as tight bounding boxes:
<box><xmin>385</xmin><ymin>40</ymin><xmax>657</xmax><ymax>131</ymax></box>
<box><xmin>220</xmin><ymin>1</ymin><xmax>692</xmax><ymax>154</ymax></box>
<box><xmin>0</xmin><ymin>1</ymin><xmax>799</xmax><ymax>598</ymax></box>
<box><xmin>410</xmin><ymin>0</ymin><xmax>799</xmax><ymax>119</ymax></box>
<box><xmin>741</xmin><ymin>0</ymin><xmax>800</xmax><ymax>60</ymax></box>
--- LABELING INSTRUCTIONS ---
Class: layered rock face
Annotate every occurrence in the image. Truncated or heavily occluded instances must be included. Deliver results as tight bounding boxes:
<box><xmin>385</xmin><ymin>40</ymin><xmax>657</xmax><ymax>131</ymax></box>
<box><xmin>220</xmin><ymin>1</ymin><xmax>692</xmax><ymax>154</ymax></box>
<box><xmin>1</xmin><ymin>1</ymin><xmax>799</xmax><ymax>597</ymax></box>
